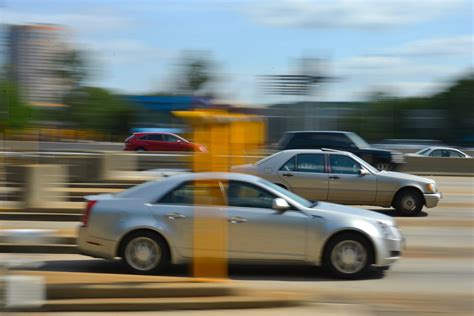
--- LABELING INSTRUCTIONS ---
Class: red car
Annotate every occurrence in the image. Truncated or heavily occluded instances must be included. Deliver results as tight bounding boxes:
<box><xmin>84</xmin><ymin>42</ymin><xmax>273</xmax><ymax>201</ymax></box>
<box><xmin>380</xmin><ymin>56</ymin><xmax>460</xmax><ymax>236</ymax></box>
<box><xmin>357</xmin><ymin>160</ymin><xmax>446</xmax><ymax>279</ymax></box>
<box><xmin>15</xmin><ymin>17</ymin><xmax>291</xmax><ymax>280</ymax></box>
<box><xmin>124</xmin><ymin>132</ymin><xmax>207</xmax><ymax>152</ymax></box>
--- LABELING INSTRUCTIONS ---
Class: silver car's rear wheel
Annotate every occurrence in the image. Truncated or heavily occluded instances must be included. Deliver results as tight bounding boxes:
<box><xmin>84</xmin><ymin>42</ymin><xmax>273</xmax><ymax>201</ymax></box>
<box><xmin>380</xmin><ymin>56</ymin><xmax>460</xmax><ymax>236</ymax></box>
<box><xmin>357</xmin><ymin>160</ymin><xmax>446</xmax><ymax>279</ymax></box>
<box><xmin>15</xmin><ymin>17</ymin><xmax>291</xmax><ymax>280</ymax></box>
<box><xmin>331</xmin><ymin>240</ymin><xmax>367</xmax><ymax>274</ymax></box>
<box><xmin>125</xmin><ymin>237</ymin><xmax>161</xmax><ymax>271</ymax></box>
<box><xmin>121</xmin><ymin>231</ymin><xmax>169</xmax><ymax>274</ymax></box>
<box><xmin>323</xmin><ymin>232</ymin><xmax>373</xmax><ymax>279</ymax></box>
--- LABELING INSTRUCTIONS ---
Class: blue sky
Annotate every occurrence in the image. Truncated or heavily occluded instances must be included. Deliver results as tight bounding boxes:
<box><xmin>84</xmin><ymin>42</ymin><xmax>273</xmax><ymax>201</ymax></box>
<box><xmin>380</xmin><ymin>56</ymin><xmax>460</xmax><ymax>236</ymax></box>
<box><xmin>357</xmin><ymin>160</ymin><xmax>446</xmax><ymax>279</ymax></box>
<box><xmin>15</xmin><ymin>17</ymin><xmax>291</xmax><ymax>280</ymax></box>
<box><xmin>2</xmin><ymin>0</ymin><xmax>473</xmax><ymax>104</ymax></box>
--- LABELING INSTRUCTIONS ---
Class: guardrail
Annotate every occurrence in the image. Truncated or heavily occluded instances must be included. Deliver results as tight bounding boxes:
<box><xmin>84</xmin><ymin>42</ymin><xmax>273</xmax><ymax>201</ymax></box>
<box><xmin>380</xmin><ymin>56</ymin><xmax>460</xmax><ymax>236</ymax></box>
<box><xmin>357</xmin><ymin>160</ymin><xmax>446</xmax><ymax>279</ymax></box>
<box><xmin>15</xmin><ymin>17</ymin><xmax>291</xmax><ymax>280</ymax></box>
<box><xmin>2</xmin><ymin>151</ymin><xmax>473</xmax><ymax>178</ymax></box>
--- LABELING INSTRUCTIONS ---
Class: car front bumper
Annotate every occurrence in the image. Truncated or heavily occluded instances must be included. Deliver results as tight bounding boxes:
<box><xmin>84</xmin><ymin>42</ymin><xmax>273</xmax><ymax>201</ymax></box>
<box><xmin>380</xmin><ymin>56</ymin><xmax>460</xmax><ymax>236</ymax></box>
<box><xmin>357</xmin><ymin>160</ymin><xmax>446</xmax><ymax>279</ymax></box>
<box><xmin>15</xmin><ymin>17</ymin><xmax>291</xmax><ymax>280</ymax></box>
<box><xmin>77</xmin><ymin>226</ymin><xmax>118</xmax><ymax>260</ymax></box>
<box><xmin>373</xmin><ymin>231</ymin><xmax>405</xmax><ymax>267</ymax></box>
<box><xmin>424</xmin><ymin>192</ymin><xmax>442</xmax><ymax>208</ymax></box>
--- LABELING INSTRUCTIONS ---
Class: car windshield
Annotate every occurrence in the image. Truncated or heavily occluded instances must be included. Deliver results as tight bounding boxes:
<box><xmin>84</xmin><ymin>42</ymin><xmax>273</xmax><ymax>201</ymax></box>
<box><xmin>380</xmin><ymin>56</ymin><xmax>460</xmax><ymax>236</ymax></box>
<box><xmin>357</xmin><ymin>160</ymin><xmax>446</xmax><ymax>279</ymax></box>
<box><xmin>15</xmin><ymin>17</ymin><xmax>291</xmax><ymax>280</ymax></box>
<box><xmin>347</xmin><ymin>132</ymin><xmax>371</xmax><ymax>149</ymax></box>
<box><xmin>416</xmin><ymin>148</ymin><xmax>431</xmax><ymax>155</ymax></box>
<box><xmin>349</xmin><ymin>153</ymin><xmax>380</xmax><ymax>174</ymax></box>
<box><xmin>258</xmin><ymin>179</ymin><xmax>313</xmax><ymax>208</ymax></box>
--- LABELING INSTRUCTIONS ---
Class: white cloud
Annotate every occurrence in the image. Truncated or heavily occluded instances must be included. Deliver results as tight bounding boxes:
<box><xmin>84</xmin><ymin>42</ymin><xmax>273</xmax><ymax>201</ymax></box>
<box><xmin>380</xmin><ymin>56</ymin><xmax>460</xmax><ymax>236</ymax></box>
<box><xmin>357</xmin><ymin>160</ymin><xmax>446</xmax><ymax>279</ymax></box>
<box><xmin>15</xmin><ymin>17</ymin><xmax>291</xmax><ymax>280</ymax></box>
<box><xmin>389</xmin><ymin>35</ymin><xmax>474</xmax><ymax>57</ymax></box>
<box><xmin>246</xmin><ymin>0</ymin><xmax>468</xmax><ymax>29</ymax></box>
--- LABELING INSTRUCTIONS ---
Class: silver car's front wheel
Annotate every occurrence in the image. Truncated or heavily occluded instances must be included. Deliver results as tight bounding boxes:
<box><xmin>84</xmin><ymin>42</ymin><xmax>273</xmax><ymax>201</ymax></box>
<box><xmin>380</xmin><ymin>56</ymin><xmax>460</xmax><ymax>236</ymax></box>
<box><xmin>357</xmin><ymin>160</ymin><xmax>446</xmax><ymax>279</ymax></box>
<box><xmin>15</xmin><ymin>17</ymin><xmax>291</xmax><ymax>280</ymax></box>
<box><xmin>121</xmin><ymin>232</ymin><xmax>169</xmax><ymax>274</ymax></box>
<box><xmin>331</xmin><ymin>240</ymin><xmax>367</xmax><ymax>274</ymax></box>
<box><xmin>324</xmin><ymin>233</ymin><xmax>373</xmax><ymax>279</ymax></box>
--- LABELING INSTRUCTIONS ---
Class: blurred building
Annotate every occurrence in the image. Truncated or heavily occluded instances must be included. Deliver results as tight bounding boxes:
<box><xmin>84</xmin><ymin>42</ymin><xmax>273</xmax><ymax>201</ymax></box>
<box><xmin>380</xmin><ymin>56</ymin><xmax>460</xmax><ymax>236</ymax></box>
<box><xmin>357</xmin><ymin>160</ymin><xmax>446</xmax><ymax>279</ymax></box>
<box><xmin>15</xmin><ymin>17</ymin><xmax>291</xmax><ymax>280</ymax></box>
<box><xmin>7</xmin><ymin>24</ymin><xmax>69</xmax><ymax>104</ymax></box>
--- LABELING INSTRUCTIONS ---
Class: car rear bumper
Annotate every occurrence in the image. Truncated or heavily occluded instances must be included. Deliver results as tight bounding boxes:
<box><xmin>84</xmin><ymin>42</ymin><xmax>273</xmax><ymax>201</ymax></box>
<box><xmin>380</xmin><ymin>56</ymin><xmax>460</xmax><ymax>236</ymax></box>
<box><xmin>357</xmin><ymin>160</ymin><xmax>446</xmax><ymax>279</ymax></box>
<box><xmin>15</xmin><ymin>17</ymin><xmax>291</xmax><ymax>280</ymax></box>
<box><xmin>424</xmin><ymin>192</ymin><xmax>442</xmax><ymax>208</ymax></box>
<box><xmin>77</xmin><ymin>226</ymin><xmax>118</xmax><ymax>260</ymax></box>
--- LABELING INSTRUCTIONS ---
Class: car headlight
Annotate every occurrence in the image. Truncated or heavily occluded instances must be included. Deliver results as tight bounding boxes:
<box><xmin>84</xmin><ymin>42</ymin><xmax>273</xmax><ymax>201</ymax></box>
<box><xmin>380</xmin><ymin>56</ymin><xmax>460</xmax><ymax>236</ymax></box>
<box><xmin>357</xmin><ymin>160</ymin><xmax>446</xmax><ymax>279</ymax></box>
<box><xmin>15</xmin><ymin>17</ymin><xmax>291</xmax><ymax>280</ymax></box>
<box><xmin>426</xmin><ymin>183</ymin><xmax>436</xmax><ymax>193</ymax></box>
<box><xmin>377</xmin><ymin>221</ymin><xmax>399</xmax><ymax>239</ymax></box>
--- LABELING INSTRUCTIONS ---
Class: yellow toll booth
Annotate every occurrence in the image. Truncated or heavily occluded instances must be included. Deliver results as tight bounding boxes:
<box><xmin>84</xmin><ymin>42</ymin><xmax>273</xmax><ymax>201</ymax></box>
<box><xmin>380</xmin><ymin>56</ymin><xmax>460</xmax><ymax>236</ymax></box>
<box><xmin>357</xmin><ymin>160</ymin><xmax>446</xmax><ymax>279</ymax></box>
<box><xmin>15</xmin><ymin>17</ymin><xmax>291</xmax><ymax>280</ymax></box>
<box><xmin>173</xmin><ymin>109</ymin><xmax>265</xmax><ymax>278</ymax></box>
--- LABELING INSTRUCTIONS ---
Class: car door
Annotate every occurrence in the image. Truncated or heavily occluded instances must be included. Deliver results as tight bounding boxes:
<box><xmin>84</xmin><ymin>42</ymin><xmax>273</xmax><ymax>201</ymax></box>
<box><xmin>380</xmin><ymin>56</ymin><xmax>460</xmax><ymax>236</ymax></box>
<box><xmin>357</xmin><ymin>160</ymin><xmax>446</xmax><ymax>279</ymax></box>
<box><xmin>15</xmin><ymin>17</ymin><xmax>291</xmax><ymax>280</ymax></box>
<box><xmin>149</xmin><ymin>180</ymin><xmax>226</xmax><ymax>258</ymax></box>
<box><xmin>224</xmin><ymin>180</ymin><xmax>307</xmax><ymax>261</ymax></box>
<box><xmin>277</xmin><ymin>153</ymin><xmax>329</xmax><ymax>201</ymax></box>
<box><xmin>145</xmin><ymin>134</ymin><xmax>166</xmax><ymax>151</ymax></box>
<box><xmin>162</xmin><ymin>134</ymin><xmax>184</xmax><ymax>151</ymax></box>
<box><xmin>327</xmin><ymin>154</ymin><xmax>376</xmax><ymax>204</ymax></box>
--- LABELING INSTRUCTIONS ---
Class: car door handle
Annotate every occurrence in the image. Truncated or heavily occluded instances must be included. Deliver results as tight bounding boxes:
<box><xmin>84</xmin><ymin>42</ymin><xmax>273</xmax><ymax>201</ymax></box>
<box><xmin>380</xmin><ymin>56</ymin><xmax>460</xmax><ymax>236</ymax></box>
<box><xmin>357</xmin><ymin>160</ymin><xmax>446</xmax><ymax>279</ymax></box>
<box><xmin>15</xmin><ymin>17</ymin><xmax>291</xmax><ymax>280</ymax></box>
<box><xmin>329</xmin><ymin>175</ymin><xmax>340</xmax><ymax>179</ymax></box>
<box><xmin>282</xmin><ymin>173</ymin><xmax>294</xmax><ymax>177</ymax></box>
<box><xmin>166</xmin><ymin>212</ymin><xmax>186</xmax><ymax>220</ymax></box>
<box><xmin>228</xmin><ymin>216</ymin><xmax>248</xmax><ymax>224</ymax></box>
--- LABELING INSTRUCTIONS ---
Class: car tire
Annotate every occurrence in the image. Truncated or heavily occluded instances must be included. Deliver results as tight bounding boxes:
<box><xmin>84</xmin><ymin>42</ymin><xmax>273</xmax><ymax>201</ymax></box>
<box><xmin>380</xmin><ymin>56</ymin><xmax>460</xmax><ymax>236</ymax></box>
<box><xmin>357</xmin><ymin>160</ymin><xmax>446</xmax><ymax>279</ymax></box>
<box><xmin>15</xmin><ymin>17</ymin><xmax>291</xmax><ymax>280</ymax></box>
<box><xmin>393</xmin><ymin>189</ymin><xmax>423</xmax><ymax>216</ymax></box>
<box><xmin>120</xmin><ymin>231</ymin><xmax>169</xmax><ymax>274</ymax></box>
<box><xmin>323</xmin><ymin>232</ymin><xmax>373</xmax><ymax>280</ymax></box>
<box><xmin>135</xmin><ymin>147</ymin><xmax>147</xmax><ymax>152</ymax></box>
<box><xmin>375</xmin><ymin>162</ymin><xmax>393</xmax><ymax>171</ymax></box>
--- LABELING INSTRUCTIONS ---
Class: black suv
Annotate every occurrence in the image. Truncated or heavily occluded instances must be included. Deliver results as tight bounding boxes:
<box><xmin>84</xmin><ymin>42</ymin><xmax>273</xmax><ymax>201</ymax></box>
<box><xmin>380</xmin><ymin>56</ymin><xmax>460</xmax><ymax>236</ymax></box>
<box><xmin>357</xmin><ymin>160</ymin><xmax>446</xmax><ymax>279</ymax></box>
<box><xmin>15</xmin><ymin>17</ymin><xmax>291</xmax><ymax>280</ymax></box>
<box><xmin>278</xmin><ymin>131</ymin><xmax>405</xmax><ymax>171</ymax></box>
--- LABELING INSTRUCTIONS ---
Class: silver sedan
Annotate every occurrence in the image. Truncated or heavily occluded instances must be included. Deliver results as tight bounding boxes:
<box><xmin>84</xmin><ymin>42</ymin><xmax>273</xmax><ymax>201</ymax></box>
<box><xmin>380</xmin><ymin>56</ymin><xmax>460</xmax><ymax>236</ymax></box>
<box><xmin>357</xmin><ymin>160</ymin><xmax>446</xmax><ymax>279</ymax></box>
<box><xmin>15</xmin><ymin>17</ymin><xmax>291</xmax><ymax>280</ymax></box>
<box><xmin>406</xmin><ymin>147</ymin><xmax>471</xmax><ymax>158</ymax></box>
<box><xmin>78</xmin><ymin>172</ymin><xmax>404</xmax><ymax>279</ymax></box>
<box><xmin>232</xmin><ymin>149</ymin><xmax>442</xmax><ymax>216</ymax></box>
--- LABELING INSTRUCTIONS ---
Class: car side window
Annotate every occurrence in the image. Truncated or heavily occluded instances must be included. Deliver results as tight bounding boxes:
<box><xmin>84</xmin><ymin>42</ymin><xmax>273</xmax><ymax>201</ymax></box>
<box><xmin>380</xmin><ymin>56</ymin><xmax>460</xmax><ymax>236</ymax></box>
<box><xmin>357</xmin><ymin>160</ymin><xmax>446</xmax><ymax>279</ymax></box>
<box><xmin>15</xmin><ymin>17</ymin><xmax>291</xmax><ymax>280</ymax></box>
<box><xmin>329</xmin><ymin>155</ymin><xmax>361</xmax><ymax>175</ymax></box>
<box><xmin>296</xmin><ymin>154</ymin><xmax>325</xmax><ymax>173</ymax></box>
<box><xmin>449</xmin><ymin>150</ymin><xmax>463</xmax><ymax>158</ymax></box>
<box><xmin>163</xmin><ymin>134</ymin><xmax>179</xmax><ymax>142</ymax></box>
<box><xmin>148</xmin><ymin>134</ymin><xmax>164</xmax><ymax>141</ymax></box>
<box><xmin>139</xmin><ymin>135</ymin><xmax>149</xmax><ymax>140</ymax></box>
<box><xmin>280</xmin><ymin>156</ymin><xmax>296</xmax><ymax>171</ymax></box>
<box><xmin>430</xmin><ymin>150</ymin><xmax>443</xmax><ymax>157</ymax></box>
<box><xmin>158</xmin><ymin>180</ymin><xmax>225</xmax><ymax>206</ymax></box>
<box><xmin>227</xmin><ymin>181</ymin><xmax>276</xmax><ymax>209</ymax></box>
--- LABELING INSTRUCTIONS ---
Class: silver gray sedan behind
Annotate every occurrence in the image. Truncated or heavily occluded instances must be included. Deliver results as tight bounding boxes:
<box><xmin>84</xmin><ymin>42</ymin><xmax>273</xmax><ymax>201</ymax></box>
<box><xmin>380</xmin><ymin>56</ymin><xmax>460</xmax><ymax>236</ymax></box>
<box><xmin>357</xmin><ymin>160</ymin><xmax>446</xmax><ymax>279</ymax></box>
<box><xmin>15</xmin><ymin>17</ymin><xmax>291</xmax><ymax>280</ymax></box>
<box><xmin>78</xmin><ymin>172</ymin><xmax>404</xmax><ymax>279</ymax></box>
<box><xmin>232</xmin><ymin>149</ymin><xmax>441</xmax><ymax>216</ymax></box>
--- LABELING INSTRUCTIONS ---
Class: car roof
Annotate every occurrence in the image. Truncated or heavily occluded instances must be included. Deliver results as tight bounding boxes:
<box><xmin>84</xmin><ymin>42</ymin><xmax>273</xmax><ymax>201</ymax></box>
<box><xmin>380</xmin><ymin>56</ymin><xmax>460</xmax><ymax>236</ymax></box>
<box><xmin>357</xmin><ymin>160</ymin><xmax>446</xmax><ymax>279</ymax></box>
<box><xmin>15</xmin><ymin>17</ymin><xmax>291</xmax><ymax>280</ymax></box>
<box><xmin>425</xmin><ymin>146</ymin><xmax>462</xmax><ymax>151</ymax></box>
<box><xmin>162</xmin><ymin>172</ymin><xmax>263</xmax><ymax>183</ymax></box>
<box><xmin>284</xmin><ymin>130</ymin><xmax>351</xmax><ymax>134</ymax></box>
<box><xmin>279</xmin><ymin>149</ymin><xmax>347</xmax><ymax>154</ymax></box>
<box><xmin>133</xmin><ymin>132</ymin><xmax>176</xmax><ymax>136</ymax></box>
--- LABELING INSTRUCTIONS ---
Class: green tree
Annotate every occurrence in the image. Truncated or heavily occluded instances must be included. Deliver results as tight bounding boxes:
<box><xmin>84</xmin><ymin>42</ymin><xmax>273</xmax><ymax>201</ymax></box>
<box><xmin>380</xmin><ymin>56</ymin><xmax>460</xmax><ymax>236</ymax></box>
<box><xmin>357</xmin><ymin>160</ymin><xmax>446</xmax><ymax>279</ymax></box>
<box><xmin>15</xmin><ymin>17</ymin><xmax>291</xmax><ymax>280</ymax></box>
<box><xmin>176</xmin><ymin>52</ymin><xmax>215</xmax><ymax>94</ymax></box>
<box><xmin>65</xmin><ymin>87</ymin><xmax>135</xmax><ymax>137</ymax></box>
<box><xmin>432</xmin><ymin>74</ymin><xmax>474</xmax><ymax>144</ymax></box>
<box><xmin>0</xmin><ymin>80</ymin><xmax>33</xmax><ymax>132</ymax></box>
<box><xmin>56</xmin><ymin>49</ymin><xmax>90</xmax><ymax>90</ymax></box>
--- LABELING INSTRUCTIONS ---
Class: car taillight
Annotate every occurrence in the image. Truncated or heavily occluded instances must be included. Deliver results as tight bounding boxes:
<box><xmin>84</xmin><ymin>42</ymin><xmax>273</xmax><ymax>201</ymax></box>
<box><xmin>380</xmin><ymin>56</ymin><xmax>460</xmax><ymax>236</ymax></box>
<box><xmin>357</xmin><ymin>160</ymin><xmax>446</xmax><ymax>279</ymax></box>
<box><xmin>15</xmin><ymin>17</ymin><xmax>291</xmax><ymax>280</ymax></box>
<box><xmin>83</xmin><ymin>200</ymin><xmax>97</xmax><ymax>227</ymax></box>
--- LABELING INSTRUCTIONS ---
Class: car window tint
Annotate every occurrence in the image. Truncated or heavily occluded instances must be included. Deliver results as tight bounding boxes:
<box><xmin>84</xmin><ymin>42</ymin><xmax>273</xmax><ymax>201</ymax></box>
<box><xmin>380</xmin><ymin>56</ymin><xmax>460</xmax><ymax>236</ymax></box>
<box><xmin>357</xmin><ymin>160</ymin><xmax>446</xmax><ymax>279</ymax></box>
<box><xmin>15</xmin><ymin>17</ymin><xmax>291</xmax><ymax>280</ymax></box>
<box><xmin>139</xmin><ymin>135</ymin><xmax>149</xmax><ymax>140</ymax></box>
<box><xmin>147</xmin><ymin>134</ymin><xmax>163</xmax><ymax>141</ymax></box>
<box><xmin>430</xmin><ymin>150</ymin><xmax>443</xmax><ymax>157</ymax></box>
<box><xmin>449</xmin><ymin>150</ymin><xmax>463</xmax><ymax>157</ymax></box>
<box><xmin>158</xmin><ymin>180</ymin><xmax>225</xmax><ymax>205</ymax></box>
<box><xmin>326</xmin><ymin>134</ymin><xmax>352</xmax><ymax>148</ymax></box>
<box><xmin>163</xmin><ymin>134</ymin><xmax>179</xmax><ymax>142</ymax></box>
<box><xmin>296</xmin><ymin>154</ymin><xmax>325</xmax><ymax>173</ymax></box>
<box><xmin>227</xmin><ymin>181</ymin><xmax>276</xmax><ymax>209</ymax></box>
<box><xmin>280</xmin><ymin>156</ymin><xmax>296</xmax><ymax>171</ymax></box>
<box><xmin>287</xmin><ymin>133</ymin><xmax>325</xmax><ymax>149</ymax></box>
<box><xmin>330</xmin><ymin>155</ymin><xmax>361</xmax><ymax>175</ymax></box>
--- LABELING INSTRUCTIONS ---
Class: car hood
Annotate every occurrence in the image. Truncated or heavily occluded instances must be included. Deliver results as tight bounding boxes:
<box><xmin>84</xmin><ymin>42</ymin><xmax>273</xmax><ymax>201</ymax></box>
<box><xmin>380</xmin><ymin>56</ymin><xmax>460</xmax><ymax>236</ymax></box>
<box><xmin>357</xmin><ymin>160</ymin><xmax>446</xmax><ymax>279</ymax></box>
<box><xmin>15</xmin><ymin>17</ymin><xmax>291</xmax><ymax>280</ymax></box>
<box><xmin>307</xmin><ymin>201</ymin><xmax>395</xmax><ymax>224</ymax></box>
<box><xmin>377</xmin><ymin>170</ymin><xmax>433</xmax><ymax>183</ymax></box>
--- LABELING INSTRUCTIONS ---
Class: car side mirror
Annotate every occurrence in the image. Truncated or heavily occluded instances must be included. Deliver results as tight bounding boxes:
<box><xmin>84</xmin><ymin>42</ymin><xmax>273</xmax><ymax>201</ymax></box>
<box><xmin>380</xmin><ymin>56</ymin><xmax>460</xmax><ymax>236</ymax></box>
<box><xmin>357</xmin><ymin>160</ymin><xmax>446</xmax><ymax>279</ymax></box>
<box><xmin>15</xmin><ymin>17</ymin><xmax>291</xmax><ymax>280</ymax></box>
<box><xmin>359</xmin><ymin>168</ymin><xmax>370</xmax><ymax>176</ymax></box>
<box><xmin>272</xmin><ymin>198</ymin><xmax>290</xmax><ymax>211</ymax></box>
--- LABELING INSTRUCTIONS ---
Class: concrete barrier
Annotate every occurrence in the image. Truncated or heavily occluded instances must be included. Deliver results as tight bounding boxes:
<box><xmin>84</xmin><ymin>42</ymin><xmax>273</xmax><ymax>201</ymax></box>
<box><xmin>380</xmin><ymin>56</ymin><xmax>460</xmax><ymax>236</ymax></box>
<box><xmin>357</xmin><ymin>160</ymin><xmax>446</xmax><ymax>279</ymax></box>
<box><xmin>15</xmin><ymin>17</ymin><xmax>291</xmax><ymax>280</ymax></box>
<box><xmin>400</xmin><ymin>157</ymin><xmax>474</xmax><ymax>175</ymax></box>
<box><xmin>5</xmin><ymin>164</ymin><xmax>67</xmax><ymax>208</ymax></box>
